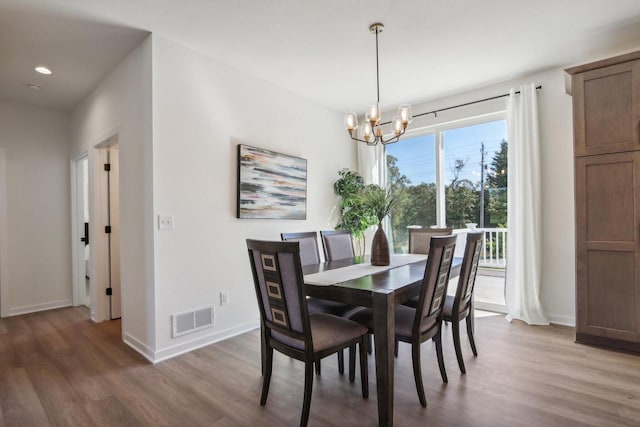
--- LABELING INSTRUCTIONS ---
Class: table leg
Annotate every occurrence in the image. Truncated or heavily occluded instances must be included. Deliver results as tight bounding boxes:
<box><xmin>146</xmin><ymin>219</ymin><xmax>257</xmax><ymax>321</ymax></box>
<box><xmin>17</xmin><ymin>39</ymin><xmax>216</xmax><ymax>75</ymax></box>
<box><xmin>373</xmin><ymin>290</ymin><xmax>395</xmax><ymax>427</ymax></box>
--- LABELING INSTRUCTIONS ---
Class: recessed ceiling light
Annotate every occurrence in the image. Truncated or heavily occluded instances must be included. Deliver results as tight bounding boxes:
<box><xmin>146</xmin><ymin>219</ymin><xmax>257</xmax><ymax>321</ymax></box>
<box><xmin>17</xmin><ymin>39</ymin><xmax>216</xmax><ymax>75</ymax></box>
<box><xmin>35</xmin><ymin>66</ymin><xmax>52</xmax><ymax>75</ymax></box>
<box><xmin>25</xmin><ymin>83</ymin><xmax>42</xmax><ymax>91</ymax></box>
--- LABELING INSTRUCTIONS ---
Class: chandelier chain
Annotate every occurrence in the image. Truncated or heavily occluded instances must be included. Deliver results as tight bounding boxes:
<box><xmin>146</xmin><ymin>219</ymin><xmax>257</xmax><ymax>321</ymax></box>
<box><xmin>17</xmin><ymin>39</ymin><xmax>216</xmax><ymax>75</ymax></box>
<box><xmin>375</xmin><ymin>26</ymin><xmax>380</xmax><ymax>104</ymax></box>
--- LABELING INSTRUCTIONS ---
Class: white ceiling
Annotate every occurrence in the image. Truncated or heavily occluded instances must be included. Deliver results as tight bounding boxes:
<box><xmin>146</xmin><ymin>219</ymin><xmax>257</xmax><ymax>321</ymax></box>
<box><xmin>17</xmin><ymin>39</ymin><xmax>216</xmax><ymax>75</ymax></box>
<box><xmin>0</xmin><ymin>5</ymin><xmax>148</xmax><ymax>111</ymax></box>
<box><xmin>3</xmin><ymin>0</ymin><xmax>640</xmax><ymax>112</ymax></box>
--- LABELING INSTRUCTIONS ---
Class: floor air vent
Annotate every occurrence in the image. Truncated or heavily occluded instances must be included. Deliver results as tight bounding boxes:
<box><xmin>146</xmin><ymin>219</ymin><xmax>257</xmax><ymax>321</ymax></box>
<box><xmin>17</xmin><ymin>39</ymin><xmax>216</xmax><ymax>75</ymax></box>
<box><xmin>172</xmin><ymin>307</ymin><xmax>214</xmax><ymax>338</ymax></box>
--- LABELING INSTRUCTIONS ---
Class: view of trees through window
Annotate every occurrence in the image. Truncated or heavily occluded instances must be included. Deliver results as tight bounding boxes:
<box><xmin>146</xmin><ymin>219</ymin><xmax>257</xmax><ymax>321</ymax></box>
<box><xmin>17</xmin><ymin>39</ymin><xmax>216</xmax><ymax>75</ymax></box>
<box><xmin>386</xmin><ymin>119</ymin><xmax>508</xmax><ymax>253</ymax></box>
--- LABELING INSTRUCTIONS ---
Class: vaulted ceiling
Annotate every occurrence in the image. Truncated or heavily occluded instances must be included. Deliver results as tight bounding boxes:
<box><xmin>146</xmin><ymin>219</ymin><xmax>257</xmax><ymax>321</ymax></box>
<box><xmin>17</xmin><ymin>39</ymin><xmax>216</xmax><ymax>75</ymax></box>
<box><xmin>3</xmin><ymin>0</ymin><xmax>640</xmax><ymax>112</ymax></box>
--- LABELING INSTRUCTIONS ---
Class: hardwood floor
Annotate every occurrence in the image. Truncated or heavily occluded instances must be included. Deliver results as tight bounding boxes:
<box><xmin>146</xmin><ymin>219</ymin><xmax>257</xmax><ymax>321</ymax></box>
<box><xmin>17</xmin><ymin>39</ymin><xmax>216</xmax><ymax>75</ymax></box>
<box><xmin>1</xmin><ymin>307</ymin><xmax>639</xmax><ymax>426</ymax></box>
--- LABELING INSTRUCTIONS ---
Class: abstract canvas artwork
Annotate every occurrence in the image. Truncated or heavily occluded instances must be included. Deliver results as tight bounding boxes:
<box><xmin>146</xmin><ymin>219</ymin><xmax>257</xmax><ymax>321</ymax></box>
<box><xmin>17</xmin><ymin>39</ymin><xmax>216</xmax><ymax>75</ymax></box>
<box><xmin>237</xmin><ymin>144</ymin><xmax>307</xmax><ymax>219</ymax></box>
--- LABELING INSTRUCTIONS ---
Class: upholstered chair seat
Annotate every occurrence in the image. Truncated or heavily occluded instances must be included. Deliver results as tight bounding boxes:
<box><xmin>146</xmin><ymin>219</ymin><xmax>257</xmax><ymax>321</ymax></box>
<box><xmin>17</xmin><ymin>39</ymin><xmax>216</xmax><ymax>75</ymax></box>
<box><xmin>272</xmin><ymin>313</ymin><xmax>368</xmax><ymax>352</ymax></box>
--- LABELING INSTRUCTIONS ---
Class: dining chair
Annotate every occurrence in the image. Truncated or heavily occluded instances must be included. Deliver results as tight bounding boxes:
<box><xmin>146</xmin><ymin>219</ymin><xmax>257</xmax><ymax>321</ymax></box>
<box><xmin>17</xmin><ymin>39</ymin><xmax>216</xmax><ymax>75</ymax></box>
<box><xmin>408</xmin><ymin>227</ymin><xmax>453</xmax><ymax>255</ymax></box>
<box><xmin>320</xmin><ymin>230</ymin><xmax>355</xmax><ymax>261</ymax></box>
<box><xmin>403</xmin><ymin>228</ymin><xmax>454</xmax><ymax>311</ymax></box>
<box><xmin>281</xmin><ymin>231</ymin><xmax>356</xmax><ymax>375</ymax></box>
<box><xmin>349</xmin><ymin>235</ymin><xmax>457</xmax><ymax>407</ymax></box>
<box><xmin>319</xmin><ymin>229</ymin><xmax>371</xmax><ymax>373</ymax></box>
<box><xmin>442</xmin><ymin>232</ymin><xmax>483</xmax><ymax>374</ymax></box>
<box><xmin>246</xmin><ymin>239</ymin><xmax>369</xmax><ymax>427</ymax></box>
<box><xmin>281</xmin><ymin>232</ymin><xmax>321</xmax><ymax>266</ymax></box>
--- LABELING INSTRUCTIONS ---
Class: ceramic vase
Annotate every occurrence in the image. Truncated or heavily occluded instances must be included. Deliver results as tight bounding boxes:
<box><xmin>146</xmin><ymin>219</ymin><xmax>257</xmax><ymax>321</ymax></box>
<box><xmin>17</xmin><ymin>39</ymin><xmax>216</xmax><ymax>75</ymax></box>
<box><xmin>371</xmin><ymin>223</ymin><xmax>390</xmax><ymax>266</ymax></box>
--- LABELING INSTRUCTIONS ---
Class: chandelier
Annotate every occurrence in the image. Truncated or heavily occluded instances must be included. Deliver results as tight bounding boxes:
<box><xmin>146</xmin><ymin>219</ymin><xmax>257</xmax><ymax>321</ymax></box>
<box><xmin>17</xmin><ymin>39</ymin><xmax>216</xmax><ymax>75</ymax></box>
<box><xmin>344</xmin><ymin>23</ymin><xmax>412</xmax><ymax>146</ymax></box>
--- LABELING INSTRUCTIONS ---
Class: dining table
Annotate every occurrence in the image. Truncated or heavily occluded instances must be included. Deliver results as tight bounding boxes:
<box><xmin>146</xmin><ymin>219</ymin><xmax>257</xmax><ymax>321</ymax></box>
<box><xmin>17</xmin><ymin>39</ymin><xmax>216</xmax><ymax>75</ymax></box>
<box><xmin>302</xmin><ymin>254</ymin><xmax>462</xmax><ymax>427</ymax></box>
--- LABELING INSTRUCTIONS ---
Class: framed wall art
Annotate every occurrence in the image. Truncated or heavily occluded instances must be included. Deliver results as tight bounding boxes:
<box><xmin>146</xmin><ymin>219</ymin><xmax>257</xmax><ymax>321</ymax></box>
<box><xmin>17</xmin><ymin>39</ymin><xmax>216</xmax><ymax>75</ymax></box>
<box><xmin>237</xmin><ymin>144</ymin><xmax>307</xmax><ymax>219</ymax></box>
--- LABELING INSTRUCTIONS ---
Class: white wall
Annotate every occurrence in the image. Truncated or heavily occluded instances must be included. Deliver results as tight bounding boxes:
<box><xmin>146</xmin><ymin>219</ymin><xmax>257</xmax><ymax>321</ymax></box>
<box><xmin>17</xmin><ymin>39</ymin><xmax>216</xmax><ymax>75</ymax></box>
<box><xmin>69</xmin><ymin>36</ymin><xmax>155</xmax><ymax>352</ymax></box>
<box><xmin>0</xmin><ymin>100</ymin><xmax>71</xmax><ymax>316</ymax></box>
<box><xmin>394</xmin><ymin>67</ymin><xmax>575</xmax><ymax>325</ymax></box>
<box><xmin>151</xmin><ymin>35</ymin><xmax>355</xmax><ymax>360</ymax></box>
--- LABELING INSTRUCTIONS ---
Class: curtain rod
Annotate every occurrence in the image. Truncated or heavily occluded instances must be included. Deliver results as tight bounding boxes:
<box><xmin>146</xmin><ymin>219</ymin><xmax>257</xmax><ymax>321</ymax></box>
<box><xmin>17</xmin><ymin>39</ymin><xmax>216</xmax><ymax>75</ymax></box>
<box><xmin>380</xmin><ymin>85</ymin><xmax>542</xmax><ymax>126</ymax></box>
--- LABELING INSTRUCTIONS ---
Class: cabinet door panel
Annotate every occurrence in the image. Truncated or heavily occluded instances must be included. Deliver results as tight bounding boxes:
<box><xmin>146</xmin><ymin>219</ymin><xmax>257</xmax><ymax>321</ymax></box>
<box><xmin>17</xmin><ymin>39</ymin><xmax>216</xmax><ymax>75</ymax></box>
<box><xmin>585</xmin><ymin>158</ymin><xmax>635</xmax><ymax>242</ymax></box>
<box><xmin>586</xmin><ymin>250</ymin><xmax>636</xmax><ymax>334</ymax></box>
<box><xmin>573</xmin><ymin>61</ymin><xmax>640</xmax><ymax>156</ymax></box>
<box><xmin>575</xmin><ymin>152</ymin><xmax>640</xmax><ymax>341</ymax></box>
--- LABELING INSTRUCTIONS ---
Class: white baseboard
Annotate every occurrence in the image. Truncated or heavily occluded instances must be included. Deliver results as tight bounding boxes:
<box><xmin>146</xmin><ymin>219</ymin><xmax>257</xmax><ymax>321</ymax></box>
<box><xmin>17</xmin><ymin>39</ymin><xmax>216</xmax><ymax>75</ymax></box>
<box><xmin>123</xmin><ymin>321</ymin><xmax>260</xmax><ymax>364</ymax></box>
<box><xmin>153</xmin><ymin>321</ymin><xmax>259</xmax><ymax>363</ymax></box>
<box><xmin>123</xmin><ymin>332</ymin><xmax>156</xmax><ymax>363</ymax></box>
<box><xmin>7</xmin><ymin>299</ymin><xmax>73</xmax><ymax>317</ymax></box>
<box><xmin>474</xmin><ymin>303</ymin><xmax>575</xmax><ymax>327</ymax></box>
<box><xmin>547</xmin><ymin>313</ymin><xmax>575</xmax><ymax>327</ymax></box>
<box><xmin>475</xmin><ymin>301</ymin><xmax>507</xmax><ymax>314</ymax></box>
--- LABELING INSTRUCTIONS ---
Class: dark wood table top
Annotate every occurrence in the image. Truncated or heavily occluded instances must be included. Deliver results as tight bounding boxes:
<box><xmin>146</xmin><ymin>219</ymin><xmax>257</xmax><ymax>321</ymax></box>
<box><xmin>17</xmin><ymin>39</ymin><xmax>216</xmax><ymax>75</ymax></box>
<box><xmin>302</xmin><ymin>255</ymin><xmax>462</xmax><ymax>307</ymax></box>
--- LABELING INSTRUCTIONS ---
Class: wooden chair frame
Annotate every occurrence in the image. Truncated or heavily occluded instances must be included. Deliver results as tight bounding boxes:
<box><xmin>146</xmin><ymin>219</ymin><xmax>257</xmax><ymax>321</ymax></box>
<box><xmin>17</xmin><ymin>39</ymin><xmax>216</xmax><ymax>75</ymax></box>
<box><xmin>443</xmin><ymin>232</ymin><xmax>483</xmax><ymax>373</ymax></box>
<box><xmin>247</xmin><ymin>239</ymin><xmax>368</xmax><ymax>426</ymax></box>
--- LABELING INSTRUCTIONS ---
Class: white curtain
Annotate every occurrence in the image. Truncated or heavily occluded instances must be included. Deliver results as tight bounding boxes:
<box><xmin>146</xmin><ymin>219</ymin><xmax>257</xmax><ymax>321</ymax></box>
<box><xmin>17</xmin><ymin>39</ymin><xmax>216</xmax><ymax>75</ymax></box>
<box><xmin>357</xmin><ymin>142</ymin><xmax>385</xmax><ymax>185</ymax></box>
<box><xmin>357</xmin><ymin>143</ymin><xmax>392</xmax><ymax>252</ymax></box>
<box><xmin>504</xmin><ymin>84</ymin><xmax>549</xmax><ymax>325</ymax></box>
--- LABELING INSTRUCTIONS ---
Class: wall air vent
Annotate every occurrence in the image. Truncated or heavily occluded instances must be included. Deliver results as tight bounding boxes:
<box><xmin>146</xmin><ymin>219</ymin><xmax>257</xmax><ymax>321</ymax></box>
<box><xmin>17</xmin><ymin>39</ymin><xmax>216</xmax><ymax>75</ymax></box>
<box><xmin>172</xmin><ymin>306</ymin><xmax>214</xmax><ymax>338</ymax></box>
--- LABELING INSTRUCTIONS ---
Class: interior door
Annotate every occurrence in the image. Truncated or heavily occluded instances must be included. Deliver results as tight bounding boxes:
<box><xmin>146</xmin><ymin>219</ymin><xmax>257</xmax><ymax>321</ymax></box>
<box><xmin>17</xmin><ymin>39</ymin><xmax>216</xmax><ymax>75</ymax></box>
<box><xmin>108</xmin><ymin>145</ymin><xmax>121</xmax><ymax>319</ymax></box>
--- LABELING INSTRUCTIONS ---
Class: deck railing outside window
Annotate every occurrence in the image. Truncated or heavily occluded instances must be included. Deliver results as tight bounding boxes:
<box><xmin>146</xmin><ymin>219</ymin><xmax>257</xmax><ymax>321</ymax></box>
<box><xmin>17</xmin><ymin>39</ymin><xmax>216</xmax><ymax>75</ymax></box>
<box><xmin>453</xmin><ymin>228</ymin><xmax>507</xmax><ymax>268</ymax></box>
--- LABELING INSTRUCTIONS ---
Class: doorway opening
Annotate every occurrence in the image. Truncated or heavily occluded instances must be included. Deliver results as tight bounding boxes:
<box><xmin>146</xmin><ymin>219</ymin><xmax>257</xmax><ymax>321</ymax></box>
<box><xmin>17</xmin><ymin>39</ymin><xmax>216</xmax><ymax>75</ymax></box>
<box><xmin>71</xmin><ymin>135</ymin><xmax>121</xmax><ymax>322</ymax></box>
<box><xmin>72</xmin><ymin>155</ymin><xmax>90</xmax><ymax>309</ymax></box>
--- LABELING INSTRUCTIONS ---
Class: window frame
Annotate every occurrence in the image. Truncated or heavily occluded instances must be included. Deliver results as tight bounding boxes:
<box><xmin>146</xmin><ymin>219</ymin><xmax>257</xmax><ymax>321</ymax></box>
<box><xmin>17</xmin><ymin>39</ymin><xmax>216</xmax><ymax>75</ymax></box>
<box><xmin>384</xmin><ymin>110</ymin><xmax>507</xmax><ymax>228</ymax></box>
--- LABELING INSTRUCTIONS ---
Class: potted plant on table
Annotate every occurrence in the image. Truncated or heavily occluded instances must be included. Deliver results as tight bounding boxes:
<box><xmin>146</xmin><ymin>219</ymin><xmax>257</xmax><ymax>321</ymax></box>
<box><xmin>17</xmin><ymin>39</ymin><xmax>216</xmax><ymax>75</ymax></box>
<box><xmin>360</xmin><ymin>184</ymin><xmax>396</xmax><ymax>266</ymax></box>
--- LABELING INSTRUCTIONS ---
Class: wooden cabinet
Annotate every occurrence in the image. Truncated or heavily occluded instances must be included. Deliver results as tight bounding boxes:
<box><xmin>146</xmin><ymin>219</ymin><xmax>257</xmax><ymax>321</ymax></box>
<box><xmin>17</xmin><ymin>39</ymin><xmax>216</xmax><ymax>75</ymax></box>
<box><xmin>567</xmin><ymin>51</ymin><xmax>640</xmax><ymax>352</ymax></box>
<box><xmin>572</xmin><ymin>60</ymin><xmax>640</xmax><ymax>156</ymax></box>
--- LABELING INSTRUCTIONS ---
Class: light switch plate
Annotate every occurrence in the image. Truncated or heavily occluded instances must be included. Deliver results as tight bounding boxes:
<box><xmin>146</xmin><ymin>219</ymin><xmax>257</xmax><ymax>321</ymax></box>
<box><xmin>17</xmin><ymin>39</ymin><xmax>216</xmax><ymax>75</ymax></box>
<box><xmin>158</xmin><ymin>215</ymin><xmax>174</xmax><ymax>231</ymax></box>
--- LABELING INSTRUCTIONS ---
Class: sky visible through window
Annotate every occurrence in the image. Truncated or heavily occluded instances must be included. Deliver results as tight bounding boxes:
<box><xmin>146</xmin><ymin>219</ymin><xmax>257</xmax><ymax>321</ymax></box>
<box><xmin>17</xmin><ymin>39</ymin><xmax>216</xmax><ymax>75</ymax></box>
<box><xmin>386</xmin><ymin>120</ymin><xmax>507</xmax><ymax>185</ymax></box>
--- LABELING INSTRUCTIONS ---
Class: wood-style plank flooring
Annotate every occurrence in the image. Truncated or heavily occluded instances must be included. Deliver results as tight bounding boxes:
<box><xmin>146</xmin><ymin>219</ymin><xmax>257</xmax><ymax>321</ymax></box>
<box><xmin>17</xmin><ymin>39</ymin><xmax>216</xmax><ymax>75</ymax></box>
<box><xmin>1</xmin><ymin>307</ymin><xmax>639</xmax><ymax>426</ymax></box>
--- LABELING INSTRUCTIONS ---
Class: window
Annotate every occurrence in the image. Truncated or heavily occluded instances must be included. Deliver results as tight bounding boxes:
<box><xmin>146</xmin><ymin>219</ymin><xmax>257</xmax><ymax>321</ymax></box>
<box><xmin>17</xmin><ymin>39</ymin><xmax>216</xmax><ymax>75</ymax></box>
<box><xmin>386</xmin><ymin>134</ymin><xmax>436</xmax><ymax>253</ymax></box>
<box><xmin>385</xmin><ymin>116</ymin><xmax>507</xmax><ymax>252</ymax></box>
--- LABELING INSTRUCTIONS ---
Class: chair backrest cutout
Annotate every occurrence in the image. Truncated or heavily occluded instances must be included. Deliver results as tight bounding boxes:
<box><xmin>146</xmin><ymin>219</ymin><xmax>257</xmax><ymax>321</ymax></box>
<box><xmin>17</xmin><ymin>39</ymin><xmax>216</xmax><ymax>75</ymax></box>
<box><xmin>247</xmin><ymin>240</ymin><xmax>309</xmax><ymax>340</ymax></box>
<box><xmin>413</xmin><ymin>235</ymin><xmax>457</xmax><ymax>335</ymax></box>
<box><xmin>454</xmin><ymin>232</ymin><xmax>483</xmax><ymax>313</ymax></box>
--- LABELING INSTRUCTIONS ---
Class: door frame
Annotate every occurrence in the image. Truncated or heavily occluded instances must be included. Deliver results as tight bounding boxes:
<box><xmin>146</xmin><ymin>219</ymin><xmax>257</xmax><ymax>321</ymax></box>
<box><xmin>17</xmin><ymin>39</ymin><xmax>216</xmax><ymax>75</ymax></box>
<box><xmin>71</xmin><ymin>131</ymin><xmax>120</xmax><ymax>322</ymax></box>
<box><xmin>94</xmin><ymin>135</ymin><xmax>120</xmax><ymax>321</ymax></box>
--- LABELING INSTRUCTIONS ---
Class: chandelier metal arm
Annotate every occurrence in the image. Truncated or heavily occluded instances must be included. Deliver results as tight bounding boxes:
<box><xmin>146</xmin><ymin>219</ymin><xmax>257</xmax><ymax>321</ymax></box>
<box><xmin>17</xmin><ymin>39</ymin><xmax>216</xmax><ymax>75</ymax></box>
<box><xmin>348</xmin><ymin>126</ymin><xmax>407</xmax><ymax>146</ymax></box>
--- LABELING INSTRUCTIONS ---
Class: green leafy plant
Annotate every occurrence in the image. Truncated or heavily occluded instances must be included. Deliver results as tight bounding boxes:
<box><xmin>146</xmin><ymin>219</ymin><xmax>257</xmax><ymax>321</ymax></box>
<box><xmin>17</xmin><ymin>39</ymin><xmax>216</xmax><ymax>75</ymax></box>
<box><xmin>333</xmin><ymin>169</ymin><xmax>378</xmax><ymax>255</ymax></box>
<box><xmin>359</xmin><ymin>184</ymin><xmax>396</xmax><ymax>223</ymax></box>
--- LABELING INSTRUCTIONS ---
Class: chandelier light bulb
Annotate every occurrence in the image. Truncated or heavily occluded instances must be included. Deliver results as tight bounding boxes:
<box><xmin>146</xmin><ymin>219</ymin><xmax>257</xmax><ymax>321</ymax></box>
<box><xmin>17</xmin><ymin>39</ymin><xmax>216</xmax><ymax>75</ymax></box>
<box><xmin>398</xmin><ymin>104</ymin><xmax>413</xmax><ymax>126</ymax></box>
<box><xmin>367</xmin><ymin>103</ymin><xmax>381</xmax><ymax>125</ymax></box>
<box><xmin>392</xmin><ymin>117</ymin><xmax>403</xmax><ymax>136</ymax></box>
<box><xmin>361</xmin><ymin>122</ymin><xmax>373</xmax><ymax>142</ymax></box>
<box><xmin>344</xmin><ymin>112</ymin><xmax>358</xmax><ymax>133</ymax></box>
